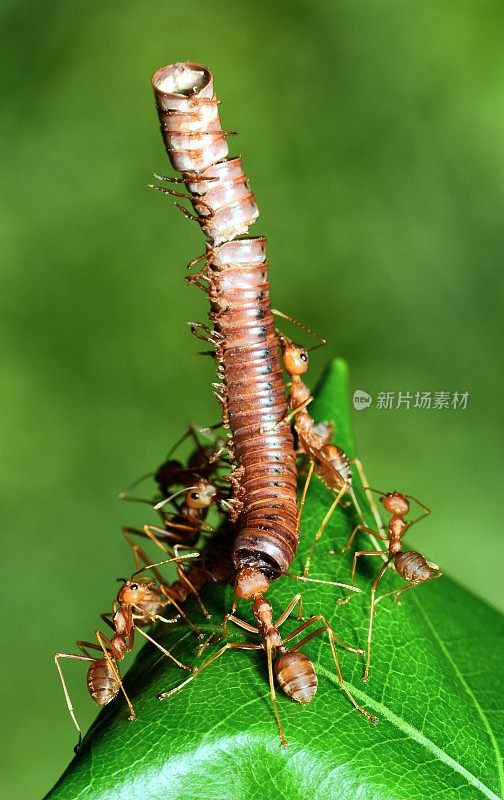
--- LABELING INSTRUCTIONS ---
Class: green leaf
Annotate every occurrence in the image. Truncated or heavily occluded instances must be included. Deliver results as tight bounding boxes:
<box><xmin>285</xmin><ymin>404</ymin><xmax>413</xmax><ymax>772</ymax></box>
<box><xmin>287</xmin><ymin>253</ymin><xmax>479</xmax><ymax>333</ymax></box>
<box><xmin>45</xmin><ymin>359</ymin><xmax>504</xmax><ymax>800</ymax></box>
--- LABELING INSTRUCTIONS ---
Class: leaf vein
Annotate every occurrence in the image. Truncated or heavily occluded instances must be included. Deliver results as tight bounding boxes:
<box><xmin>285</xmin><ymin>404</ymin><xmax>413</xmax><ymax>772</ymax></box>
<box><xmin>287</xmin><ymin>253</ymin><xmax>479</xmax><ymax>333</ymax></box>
<box><xmin>412</xmin><ymin>594</ymin><xmax>504</xmax><ymax>800</ymax></box>
<box><xmin>318</xmin><ymin>664</ymin><xmax>500</xmax><ymax>800</ymax></box>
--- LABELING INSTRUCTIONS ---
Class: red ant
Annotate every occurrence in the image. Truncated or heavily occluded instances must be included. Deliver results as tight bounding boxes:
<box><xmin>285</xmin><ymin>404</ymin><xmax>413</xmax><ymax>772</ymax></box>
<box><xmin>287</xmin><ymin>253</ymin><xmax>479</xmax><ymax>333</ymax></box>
<box><xmin>335</xmin><ymin>489</ymin><xmax>442</xmax><ymax>681</ymax></box>
<box><xmin>159</xmin><ymin>590</ymin><xmax>378</xmax><ymax>746</ymax></box>
<box><xmin>274</xmin><ymin>311</ymin><xmax>384</xmax><ymax>576</ymax></box>
<box><xmin>55</xmin><ymin>555</ymin><xmax>197</xmax><ymax>751</ymax></box>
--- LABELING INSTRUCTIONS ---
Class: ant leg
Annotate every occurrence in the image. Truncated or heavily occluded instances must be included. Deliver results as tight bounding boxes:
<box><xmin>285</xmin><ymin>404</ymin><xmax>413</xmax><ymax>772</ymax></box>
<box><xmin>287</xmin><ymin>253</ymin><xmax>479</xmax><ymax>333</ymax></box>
<box><xmin>281</xmin><ymin>616</ymin><xmax>362</xmax><ymax>657</ymax></box>
<box><xmin>259</xmin><ymin>397</ymin><xmax>312</xmax><ymax>434</ymax></box>
<box><xmin>273</xmin><ymin>594</ymin><xmax>304</xmax><ymax>626</ymax></box>
<box><xmin>134</xmin><ymin>626</ymin><xmax>193</xmax><ymax>671</ymax></box>
<box><xmin>100</xmin><ymin>612</ymin><xmax>116</xmax><ymax>631</ymax></box>
<box><xmin>375</xmin><ymin>570</ymin><xmax>442</xmax><ymax>606</ymax></box>
<box><xmin>271</xmin><ymin>309</ymin><xmax>326</xmax><ymax>348</ymax></box>
<box><xmin>122</xmin><ymin>530</ymin><xmax>172</xmax><ymax>581</ymax></box>
<box><xmin>286</xmin><ymin>573</ymin><xmax>360</xmax><ymax>599</ymax></box>
<box><xmin>351</xmin><ymin>550</ymin><xmax>385</xmax><ymax>586</ymax></box>
<box><xmin>350</xmin><ymin>459</ymin><xmax>385</xmax><ymax>536</ymax></box>
<box><xmin>336</xmin><ymin>550</ymin><xmax>384</xmax><ymax>606</ymax></box>
<box><xmin>174</xmin><ymin>565</ymin><xmax>211</xmax><ymax>619</ymax></box>
<box><xmin>284</xmin><ymin>618</ymin><xmax>378</xmax><ymax>723</ymax></box>
<box><xmin>54</xmin><ymin>652</ymin><xmax>94</xmax><ymax>750</ymax></box>
<box><xmin>95</xmin><ymin>631</ymin><xmax>136</xmax><ymax>721</ymax></box>
<box><xmin>157</xmin><ymin>586</ymin><xmax>202</xmax><ymax>637</ymax></box>
<box><xmin>225</xmin><ymin>615</ymin><xmax>259</xmax><ymax>634</ymax></box>
<box><xmin>363</xmin><ymin>560</ymin><xmax>391</xmax><ymax>682</ymax></box>
<box><xmin>159</xmin><ymin>641</ymin><xmax>260</xmax><ymax>699</ymax></box>
<box><xmin>333</xmin><ymin>525</ymin><xmax>387</xmax><ymax>557</ymax></box>
<box><xmin>266</xmin><ymin>639</ymin><xmax>287</xmax><ymax>747</ymax></box>
<box><xmin>347</xmin><ymin>482</ymin><xmax>387</xmax><ymax>555</ymax></box>
<box><xmin>303</xmin><ymin>484</ymin><xmax>347</xmax><ymax>577</ymax></box>
<box><xmin>298</xmin><ymin>460</ymin><xmax>314</xmax><ymax>528</ymax></box>
<box><xmin>122</xmin><ymin>525</ymin><xmax>172</xmax><ymax>557</ymax></box>
<box><xmin>195</xmin><ymin>610</ymin><xmax>234</xmax><ymax>655</ymax></box>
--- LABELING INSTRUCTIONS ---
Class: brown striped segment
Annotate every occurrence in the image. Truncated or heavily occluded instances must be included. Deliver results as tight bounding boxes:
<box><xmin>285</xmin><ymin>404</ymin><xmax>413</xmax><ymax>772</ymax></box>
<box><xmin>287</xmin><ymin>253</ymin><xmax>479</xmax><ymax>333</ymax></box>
<box><xmin>87</xmin><ymin>660</ymin><xmax>120</xmax><ymax>706</ymax></box>
<box><xmin>209</xmin><ymin>239</ymin><xmax>299</xmax><ymax>578</ymax></box>
<box><xmin>394</xmin><ymin>550</ymin><xmax>432</xmax><ymax>582</ymax></box>
<box><xmin>274</xmin><ymin>651</ymin><xmax>318</xmax><ymax>703</ymax></box>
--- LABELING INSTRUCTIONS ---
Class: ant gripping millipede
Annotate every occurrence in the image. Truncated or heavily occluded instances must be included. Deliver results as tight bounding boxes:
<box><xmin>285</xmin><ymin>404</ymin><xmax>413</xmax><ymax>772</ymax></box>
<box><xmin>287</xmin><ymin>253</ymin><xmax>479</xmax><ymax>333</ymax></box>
<box><xmin>54</xmin><ymin>554</ymin><xmax>198</xmax><ymax>751</ymax></box>
<box><xmin>159</xmin><ymin>590</ymin><xmax>378</xmax><ymax>746</ymax></box>
<box><xmin>335</xmin><ymin>488</ymin><xmax>442</xmax><ymax>681</ymax></box>
<box><xmin>119</xmin><ymin>422</ymin><xmax>230</xmax><ymax>498</ymax></box>
<box><xmin>273</xmin><ymin>310</ymin><xmax>384</xmax><ymax>577</ymax></box>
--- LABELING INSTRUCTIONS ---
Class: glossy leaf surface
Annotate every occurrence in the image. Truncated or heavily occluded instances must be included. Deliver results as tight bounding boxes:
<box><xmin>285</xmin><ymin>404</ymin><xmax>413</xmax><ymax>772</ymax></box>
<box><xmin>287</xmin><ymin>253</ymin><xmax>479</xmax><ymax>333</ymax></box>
<box><xmin>46</xmin><ymin>360</ymin><xmax>504</xmax><ymax>800</ymax></box>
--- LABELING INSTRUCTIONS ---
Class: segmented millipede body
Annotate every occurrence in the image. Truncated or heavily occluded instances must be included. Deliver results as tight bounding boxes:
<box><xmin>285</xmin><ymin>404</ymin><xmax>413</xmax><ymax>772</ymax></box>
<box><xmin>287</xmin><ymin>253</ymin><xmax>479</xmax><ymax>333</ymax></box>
<box><xmin>152</xmin><ymin>62</ymin><xmax>299</xmax><ymax>589</ymax></box>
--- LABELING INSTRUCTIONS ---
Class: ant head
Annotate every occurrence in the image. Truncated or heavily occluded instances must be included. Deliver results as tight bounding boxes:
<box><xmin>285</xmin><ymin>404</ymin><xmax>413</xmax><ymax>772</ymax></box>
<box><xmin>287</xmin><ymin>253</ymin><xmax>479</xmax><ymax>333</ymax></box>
<box><xmin>381</xmin><ymin>492</ymin><xmax>409</xmax><ymax>515</ymax></box>
<box><xmin>116</xmin><ymin>578</ymin><xmax>153</xmax><ymax>606</ymax></box>
<box><xmin>185</xmin><ymin>479</ymin><xmax>217</xmax><ymax>509</ymax></box>
<box><xmin>282</xmin><ymin>340</ymin><xmax>309</xmax><ymax>377</ymax></box>
<box><xmin>235</xmin><ymin>567</ymin><xmax>270</xmax><ymax>600</ymax></box>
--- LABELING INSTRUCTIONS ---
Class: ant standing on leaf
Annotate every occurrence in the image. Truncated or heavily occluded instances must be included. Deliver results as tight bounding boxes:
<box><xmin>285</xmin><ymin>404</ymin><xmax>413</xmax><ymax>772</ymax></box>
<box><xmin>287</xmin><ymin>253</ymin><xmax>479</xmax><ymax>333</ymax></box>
<box><xmin>54</xmin><ymin>554</ymin><xmax>198</xmax><ymax>751</ymax></box>
<box><xmin>159</xmin><ymin>590</ymin><xmax>378</xmax><ymax>746</ymax></box>
<box><xmin>335</xmin><ymin>488</ymin><xmax>442</xmax><ymax>681</ymax></box>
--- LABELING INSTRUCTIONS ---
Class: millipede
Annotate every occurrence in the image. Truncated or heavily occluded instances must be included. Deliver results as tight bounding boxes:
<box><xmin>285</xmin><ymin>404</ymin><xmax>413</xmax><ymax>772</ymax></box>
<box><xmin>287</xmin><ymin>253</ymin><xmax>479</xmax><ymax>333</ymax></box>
<box><xmin>151</xmin><ymin>62</ymin><xmax>299</xmax><ymax>598</ymax></box>
<box><xmin>150</xmin><ymin>61</ymin><xmax>377</xmax><ymax>741</ymax></box>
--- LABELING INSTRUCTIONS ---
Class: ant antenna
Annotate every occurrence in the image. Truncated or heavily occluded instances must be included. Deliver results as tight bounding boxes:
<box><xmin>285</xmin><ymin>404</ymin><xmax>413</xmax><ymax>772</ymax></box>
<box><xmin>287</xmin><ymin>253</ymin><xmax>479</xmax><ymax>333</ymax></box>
<box><xmin>154</xmin><ymin>485</ymin><xmax>199</xmax><ymax>511</ymax></box>
<box><xmin>131</xmin><ymin>553</ymin><xmax>199</xmax><ymax>578</ymax></box>
<box><xmin>271</xmin><ymin>309</ymin><xmax>326</xmax><ymax>352</ymax></box>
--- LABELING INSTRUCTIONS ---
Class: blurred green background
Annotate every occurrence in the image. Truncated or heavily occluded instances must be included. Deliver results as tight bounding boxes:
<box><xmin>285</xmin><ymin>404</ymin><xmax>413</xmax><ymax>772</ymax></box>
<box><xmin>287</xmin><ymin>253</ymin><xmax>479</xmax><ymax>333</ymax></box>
<box><xmin>1</xmin><ymin>1</ymin><xmax>502</xmax><ymax>798</ymax></box>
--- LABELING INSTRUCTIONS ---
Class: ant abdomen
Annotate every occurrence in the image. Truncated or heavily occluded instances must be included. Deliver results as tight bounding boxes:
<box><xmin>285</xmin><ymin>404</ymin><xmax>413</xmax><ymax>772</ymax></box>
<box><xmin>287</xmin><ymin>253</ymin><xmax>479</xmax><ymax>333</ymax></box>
<box><xmin>274</xmin><ymin>651</ymin><xmax>318</xmax><ymax>704</ymax></box>
<box><xmin>87</xmin><ymin>660</ymin><xmax>120</xmax><ymax>707</ymax></box>
<box><xmin>394</xmin><ymin>550</ymin><xmax>433</xmax><ymax>582</ymax></box>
